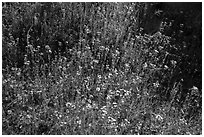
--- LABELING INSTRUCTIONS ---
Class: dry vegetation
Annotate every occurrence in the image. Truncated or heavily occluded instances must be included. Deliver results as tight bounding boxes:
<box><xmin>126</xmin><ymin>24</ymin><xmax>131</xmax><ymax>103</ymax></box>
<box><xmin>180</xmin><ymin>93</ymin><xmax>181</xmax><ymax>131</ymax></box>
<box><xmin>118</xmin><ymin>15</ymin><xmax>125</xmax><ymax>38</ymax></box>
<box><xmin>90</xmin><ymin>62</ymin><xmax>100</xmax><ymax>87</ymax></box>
<box><xmin>2</xmin><ymin>2</ymin><xmax>202</xmax><ymax>135</ymax></box>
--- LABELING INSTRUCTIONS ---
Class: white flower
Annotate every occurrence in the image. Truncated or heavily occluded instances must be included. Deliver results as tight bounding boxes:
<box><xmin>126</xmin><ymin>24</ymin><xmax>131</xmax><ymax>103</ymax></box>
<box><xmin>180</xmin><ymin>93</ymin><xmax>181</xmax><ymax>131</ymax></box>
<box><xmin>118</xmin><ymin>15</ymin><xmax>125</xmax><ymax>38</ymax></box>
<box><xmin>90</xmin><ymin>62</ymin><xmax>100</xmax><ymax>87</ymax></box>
<box><xmin>143</xmin><ymin>62</ymin><xmax>148</xmax><ymax>68</ymax></box>
<box><xmin>155</xmin><ymin>114</ymin><xmax>163</xmax><ymax>122</ymax></box>
<box><xmin>96</xmin><ymin>87</ymin><xmax>100</xmax><ymax>91</ymax></box>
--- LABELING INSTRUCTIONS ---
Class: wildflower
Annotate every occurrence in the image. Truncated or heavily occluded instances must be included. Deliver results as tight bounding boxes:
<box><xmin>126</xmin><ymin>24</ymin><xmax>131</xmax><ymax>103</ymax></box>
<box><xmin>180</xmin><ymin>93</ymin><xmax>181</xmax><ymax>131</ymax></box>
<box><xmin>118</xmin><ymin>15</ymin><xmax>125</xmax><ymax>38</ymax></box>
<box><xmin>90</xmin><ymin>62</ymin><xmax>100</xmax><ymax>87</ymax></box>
<box><xmin>37</xmin><ymin>45</ymin><xmax>41</xmax><ymax>49</ymax></box>
<box><xmin>96</xmin><ymin>87</ymin><xmax>100</xmax><ymax>91</ymax></box>
<box><xmin>7</xmin><ymin>110</ymin><xmax>12</xmax><ymax>115</ymax></box>
<box><xmin>45</xmin><ymin>45</ymin><xmax>52</xmax><ymax>53</ymax></box>
<box><xmin>143</xmin><ymin>62</ymin><xmax>148</xmax><ymax>68</ymax></box>
<box><xmin>153</xmin><ymin>81</ymin><xmax>160</xmax><ymax>87</ymax></box>
<box><xmin>93</xmin><ymin>59</ymin><xmax>99</xmax><ymax>64</ymax></box>
<box><xmin>16</xmin><ymin>71</ymin><xmax>21</xmax><ymax>76</ymax></box>
<box><xmin>27</xmin><ymin>44</ymin><xmax>33</xmax><ymax>49</ymax></box>
<box><xmin>24</xmin><ymin>60</ymin><xmax>30</xmax><ymax>65</ymax></box>
<box><xmin>155</xmin><ymin>114</ymin><xmax>163</xmax><ymax>122</ymax></box>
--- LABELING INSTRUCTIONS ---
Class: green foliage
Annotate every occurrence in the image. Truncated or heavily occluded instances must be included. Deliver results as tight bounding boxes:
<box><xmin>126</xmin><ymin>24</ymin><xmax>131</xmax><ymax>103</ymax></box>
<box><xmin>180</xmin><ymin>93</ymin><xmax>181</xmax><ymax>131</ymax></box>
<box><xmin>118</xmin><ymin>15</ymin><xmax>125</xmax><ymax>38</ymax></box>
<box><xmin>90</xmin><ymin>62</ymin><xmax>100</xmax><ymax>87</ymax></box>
<box><xmin>2</xmin><ymin>2</ymin><xmax>202</xmax><ymax>135</ymax></box>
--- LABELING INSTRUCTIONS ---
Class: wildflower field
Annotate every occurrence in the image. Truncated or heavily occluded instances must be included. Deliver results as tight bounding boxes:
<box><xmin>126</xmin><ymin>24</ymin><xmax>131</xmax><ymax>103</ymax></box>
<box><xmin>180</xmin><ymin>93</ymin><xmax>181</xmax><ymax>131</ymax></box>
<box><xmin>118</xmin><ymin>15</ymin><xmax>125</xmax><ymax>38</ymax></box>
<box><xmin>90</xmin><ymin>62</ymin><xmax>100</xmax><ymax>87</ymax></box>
<box><xmin>2</xmin><ymin>2</ymin><xmax>202</xmax><ymax>135</ymax></box>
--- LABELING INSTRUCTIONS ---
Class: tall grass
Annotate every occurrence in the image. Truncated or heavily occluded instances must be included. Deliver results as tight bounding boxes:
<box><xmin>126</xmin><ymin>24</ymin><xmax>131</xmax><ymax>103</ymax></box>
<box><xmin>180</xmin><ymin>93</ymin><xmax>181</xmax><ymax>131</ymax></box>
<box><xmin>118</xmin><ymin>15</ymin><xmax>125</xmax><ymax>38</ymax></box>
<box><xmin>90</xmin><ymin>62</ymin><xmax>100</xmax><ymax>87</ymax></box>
<box><xmin>2</xmin><ymin>2</ymin><xmax>202</xmax><ymax>135</ymax></box>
